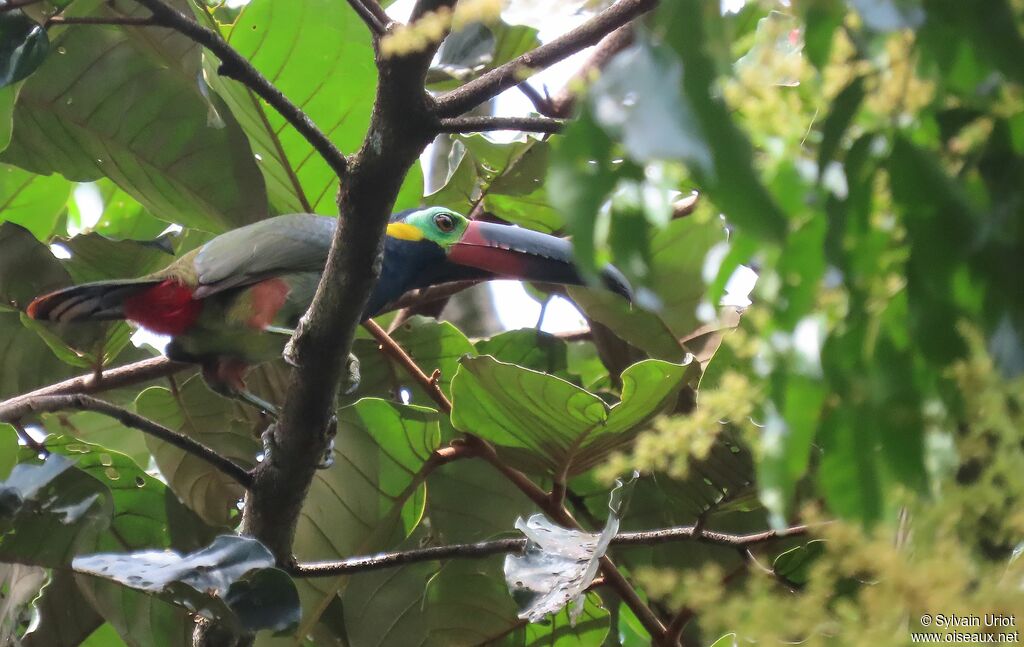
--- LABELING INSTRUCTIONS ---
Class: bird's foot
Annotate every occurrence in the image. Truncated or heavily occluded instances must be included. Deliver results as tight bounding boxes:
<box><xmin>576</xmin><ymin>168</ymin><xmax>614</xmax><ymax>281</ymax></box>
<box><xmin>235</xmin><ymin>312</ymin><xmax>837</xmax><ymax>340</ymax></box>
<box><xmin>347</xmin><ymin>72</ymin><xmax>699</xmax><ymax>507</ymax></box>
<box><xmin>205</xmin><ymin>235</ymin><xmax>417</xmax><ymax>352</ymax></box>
<box><xmin>317</xmin><ymin>415</ymin><xmax>337</xmax><ymax>470</ymax></box>
<box><xmin>260</xmin><ymin>422</ymin><xmax>279</xmax><ymax>466</ymax></box>
<box><xmin>341</xmin><ymin>353</ymin><xmax>361</xmax><ymax>396</ymax></box>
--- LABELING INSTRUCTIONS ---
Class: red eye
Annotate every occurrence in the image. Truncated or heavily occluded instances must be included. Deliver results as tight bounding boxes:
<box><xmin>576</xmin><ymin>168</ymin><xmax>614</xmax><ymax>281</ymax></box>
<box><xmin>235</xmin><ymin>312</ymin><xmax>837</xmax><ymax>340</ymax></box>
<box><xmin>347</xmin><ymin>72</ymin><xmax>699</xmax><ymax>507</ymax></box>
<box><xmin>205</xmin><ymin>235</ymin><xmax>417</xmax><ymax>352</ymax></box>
<box><xmin>434</xmin><ymin>213</ymin><xmax>455</xmax><ymax>233</ymax></box>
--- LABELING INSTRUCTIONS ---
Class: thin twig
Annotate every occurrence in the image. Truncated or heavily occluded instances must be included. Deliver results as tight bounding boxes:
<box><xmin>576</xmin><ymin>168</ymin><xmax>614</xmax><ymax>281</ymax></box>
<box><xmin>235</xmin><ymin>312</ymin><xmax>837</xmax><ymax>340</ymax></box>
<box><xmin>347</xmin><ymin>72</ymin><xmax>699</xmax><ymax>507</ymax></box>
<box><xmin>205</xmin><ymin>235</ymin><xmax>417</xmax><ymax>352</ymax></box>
<box><xmin>46</xmin><ymin>15</ymin><xmax>158</xmax><ymax>25</ymax></box>
<box><xmin>132</xmin><ymin>0</ymin><xmax>348</xmax><ymax>178</ymax></box>
<box><xmin>0</xmin><ymin>394</ymin><xmax>253</xmax><ymax>488</ymax></box>
<box><xmin>437</xmin><ymin>115</ymin><xmax>566</xmax><ymax>134</ymax></box>
<box><xmin>434</xmin><ymin>0</ymin><xmax>657</xmax><ymax>117</ymax></box>
<box><xmin>363</xmin><ymin>319</ymin><xmax>452</xmax><ymax>412</ymax></box>
<box><xmin>11</xmin><ymin>421</ymin><xmax>48</xmax><ymax>456</ymax></box>
<box><xmin>345</xmin><ymin>0</ymin><xmax>388</xmax><ymax>35</ymax></box>
<box><xmin>292</xmin><ymin>522</ymin><xmax>812</xmax><ymax>577</ymax></box>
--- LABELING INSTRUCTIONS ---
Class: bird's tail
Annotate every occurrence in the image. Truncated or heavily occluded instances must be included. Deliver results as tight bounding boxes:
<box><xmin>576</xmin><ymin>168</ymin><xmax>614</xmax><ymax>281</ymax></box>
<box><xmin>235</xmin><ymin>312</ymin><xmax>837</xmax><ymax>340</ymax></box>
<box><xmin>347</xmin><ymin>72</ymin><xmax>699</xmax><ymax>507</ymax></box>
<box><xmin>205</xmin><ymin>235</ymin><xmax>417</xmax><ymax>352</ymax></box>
<box><xmin>26</xmin><ymin>278</ymin><xmax>163</xmax><ymax>324</ymax></box>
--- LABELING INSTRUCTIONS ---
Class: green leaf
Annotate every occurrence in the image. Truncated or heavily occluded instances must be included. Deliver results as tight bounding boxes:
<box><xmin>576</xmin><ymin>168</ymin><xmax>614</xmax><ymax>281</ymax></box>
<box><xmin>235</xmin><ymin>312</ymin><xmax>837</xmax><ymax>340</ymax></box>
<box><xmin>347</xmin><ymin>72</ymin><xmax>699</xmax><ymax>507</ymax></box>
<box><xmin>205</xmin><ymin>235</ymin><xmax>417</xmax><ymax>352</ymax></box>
<box><xmin>758</xmin><ymin>376</ymin><xmax>826</xmax><ymax>527</ymax></box>
<box><xmin>2</xmin><ymin>1</ymin><xmax>268</xmax><ymax>232</ymax></box>
<box><xmin>657</xmin><ymin>6</ymin><xmax>789</xmax><ymax>242</ymax></box>
<box><xmin>215</xmin><ymin>0</ymin><xmax>378</xmax><ymax>214</ymax></box>
<box><xmin>772</xmin><ymin>539</ymin><xmax>825</xmax><ymax>585</ymax></box>
<box><xmin>22</xmin><ymin>570</ymin><xmax>105</xmax><ymax>647</ymax></box>
<box><xmin>0</xmin><ymin>12</ymin><xmax>49</xmax><ymax>88</ymax></box>
<box><xmin>817</xmin><ymin>76</ymin><xmax>866</xmax><ymax>178</ymax></box>
<box><xmin>451</xmin><ymin>356</ymin><xmax>689</xmax><ymax>476</ymax></box>
<box><xmin>0</xmin><ymin>562</ymin><xmax>47</xmax><ymax>646</ymax></box>
<box><xmin>0</xmin><ymin>308</ymin><xmax>78</xmax><ymax>399</ymax></box>
<box><xmin>803</xmin><ymin>0</ymin><xmax>844</xmax><ymax>69</ymax></box>
<box><xmin>817</xmin><ymin>405</ymin><xmax>883</xmax><ymax>525</ymax></box>
<box><xmin>523</xmin><ymin>593</ymin><xmax>610</xmax><ymax>646</ymax></box>
<box><xmin>0</xmin><ymin>163</ymin><xmax>72</xmax><ymax>240</ymax></box>
<box><xmin>73</xmin><ymin>535</ymin><xmax>300</xmax><ymax>634</ymax></box>
<box><xmin>548</xmin><ymin>105</ymin><xmax>615</xmax><ymax>275</ymax></box>
<box><xmin>0</xmin><ymin>423</ymin><xmax>17</xmax><ymax>480</ymax></box>
<box><xmin>135</xmin><ymin>375</ymin><xmax>258</xmax><ymax>526</ymax></box>
<box><xmin>0</xmin><ymin>85</ymin><xmax>18</xmax><ymax>153</ymax></box>
<box><xmin>0</xmin><ymin>454</ymin><xmax>111</xmax><ymax>568</ymax></box>
<box><xmin>291</xmin><ymin>398</ymin><xmax>440</xmax><ymax>638</ymax></box>
<box><xmin>475</xmin><ymin>328</ymin><xmax>569</xmax><ymax>378</ymax></box>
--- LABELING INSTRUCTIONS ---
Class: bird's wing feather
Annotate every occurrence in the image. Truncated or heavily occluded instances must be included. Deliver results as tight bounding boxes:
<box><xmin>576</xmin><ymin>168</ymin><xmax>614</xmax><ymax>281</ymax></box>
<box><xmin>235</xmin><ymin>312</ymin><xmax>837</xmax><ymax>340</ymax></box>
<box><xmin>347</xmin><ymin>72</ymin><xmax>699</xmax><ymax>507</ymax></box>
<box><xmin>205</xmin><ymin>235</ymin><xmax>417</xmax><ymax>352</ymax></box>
<box><xmin>191</xmin><ymin>214</ymin><xmax>336</xmax><ymax>298</ymax></box>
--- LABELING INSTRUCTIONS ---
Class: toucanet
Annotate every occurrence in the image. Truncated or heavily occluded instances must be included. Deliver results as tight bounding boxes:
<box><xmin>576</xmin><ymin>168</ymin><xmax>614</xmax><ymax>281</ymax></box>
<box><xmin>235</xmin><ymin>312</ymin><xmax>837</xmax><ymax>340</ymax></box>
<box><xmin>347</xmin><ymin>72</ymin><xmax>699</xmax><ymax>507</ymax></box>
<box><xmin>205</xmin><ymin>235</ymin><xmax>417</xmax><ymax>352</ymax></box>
<box><xmin>27</xmin><ymin>207</ymin><xmax>630</xmax><ymax>413</ymax></box>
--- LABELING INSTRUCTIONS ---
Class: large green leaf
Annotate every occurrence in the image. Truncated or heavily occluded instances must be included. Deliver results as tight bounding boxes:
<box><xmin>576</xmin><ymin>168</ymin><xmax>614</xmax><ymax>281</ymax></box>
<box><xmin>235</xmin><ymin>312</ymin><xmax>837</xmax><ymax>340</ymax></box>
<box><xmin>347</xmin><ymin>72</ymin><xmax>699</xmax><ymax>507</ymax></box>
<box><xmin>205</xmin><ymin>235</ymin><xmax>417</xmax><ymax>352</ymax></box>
<box><xmin>341</xmin><ymin>459</ymin><xmax>536</xmax><ymax>645</ymax></box>
<box><xmin>451</xmin><ymin>357</ymin><xmax>690</xmax><ymax>476</ymax></box>
<box><xmin>214</xmin><ymin>0</ymin><xmax>381</xmax><ymax>214</ymax></box>
<box><xmin>0</xmin><ymin>163</ymin><xmax>72</xmax><ymax>240</ymax></box>
<box><xmin>2</xmin><ymin>0</ymin><xmax>268</xmax><ymax>232</ymax></box>
<box><xmin>135</xmin><ymin>375</ymin><xmax>259</xmax><ymax>526</ymax></box>
<box><xmin>291</xmin><ymin>398</ymin><xmax>440</xmax><ymax>637</ymax></box>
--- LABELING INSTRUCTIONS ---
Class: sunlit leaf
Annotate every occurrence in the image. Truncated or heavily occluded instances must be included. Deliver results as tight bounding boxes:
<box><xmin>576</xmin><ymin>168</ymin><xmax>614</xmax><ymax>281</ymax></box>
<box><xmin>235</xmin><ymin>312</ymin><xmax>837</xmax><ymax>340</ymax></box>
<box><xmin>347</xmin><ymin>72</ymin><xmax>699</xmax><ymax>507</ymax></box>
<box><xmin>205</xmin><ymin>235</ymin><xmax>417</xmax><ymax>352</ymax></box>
<box><xmin>2</xmin><ymin>1</ymin><xmax>268</xmax><ymax>232</ymax></box>
<box><xmin>451</xmin><ymin>356</ymin><xmax>689</xmax><ymax>476</ymax></box>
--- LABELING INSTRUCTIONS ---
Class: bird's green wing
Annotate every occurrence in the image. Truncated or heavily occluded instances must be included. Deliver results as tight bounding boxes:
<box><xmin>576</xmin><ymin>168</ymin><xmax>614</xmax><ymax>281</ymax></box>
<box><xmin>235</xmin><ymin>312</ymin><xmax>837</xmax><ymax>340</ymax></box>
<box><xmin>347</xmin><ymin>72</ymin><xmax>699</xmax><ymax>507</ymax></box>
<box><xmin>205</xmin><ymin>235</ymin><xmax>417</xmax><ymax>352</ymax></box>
<box><xmin>190</xmin><ymin>214</ymin><xmax>336</xmax><ymax>298</ymax></box>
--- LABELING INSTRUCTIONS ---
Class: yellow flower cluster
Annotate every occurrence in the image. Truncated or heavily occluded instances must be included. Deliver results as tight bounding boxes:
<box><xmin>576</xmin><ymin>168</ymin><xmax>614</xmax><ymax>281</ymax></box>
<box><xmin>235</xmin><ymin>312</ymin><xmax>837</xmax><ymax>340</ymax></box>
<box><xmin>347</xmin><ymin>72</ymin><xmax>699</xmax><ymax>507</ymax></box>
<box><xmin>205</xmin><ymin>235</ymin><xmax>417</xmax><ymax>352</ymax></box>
<box><xmin>380</xmin><ymin>0</ymin><xmax>504</xmax><ymax>57</ymax></box>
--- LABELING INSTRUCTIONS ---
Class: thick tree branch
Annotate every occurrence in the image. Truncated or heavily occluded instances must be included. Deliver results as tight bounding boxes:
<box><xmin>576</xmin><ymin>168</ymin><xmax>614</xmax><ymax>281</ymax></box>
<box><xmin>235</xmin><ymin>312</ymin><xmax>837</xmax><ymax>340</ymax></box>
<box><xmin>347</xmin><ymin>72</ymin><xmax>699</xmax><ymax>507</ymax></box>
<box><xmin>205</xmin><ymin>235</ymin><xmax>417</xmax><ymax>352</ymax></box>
<box><xmin>345</xmin><ymin>0</ymin><xmax>389</xmax><ymax>36</ymax></box>
<box><xmin>0</xmin><ymin>394</ymin><xmax>253</xmax><ymax>488</ymax></box>
<box><xmin>240</xmin><ymin>0</ymin><xmax>455</xmax><ymax>566</ymax></box>
<box><xmin>437</xmin><ymin>115</ymin><xmax>566</xmax><ymax>134</ymax></box>
<box><xmin>433</xmin><ymin>0</ymin><xmax>657</xmax><ymax>117</ymax></box>
<box><xmin>132</xmin><ymin>0</ymin><xmax>349</xmax><ymax>178</ymax></box>
<box><xmin>291</xmin><ymin>522</ymin><xmax>812</xmax><ymax>577</ymax></box>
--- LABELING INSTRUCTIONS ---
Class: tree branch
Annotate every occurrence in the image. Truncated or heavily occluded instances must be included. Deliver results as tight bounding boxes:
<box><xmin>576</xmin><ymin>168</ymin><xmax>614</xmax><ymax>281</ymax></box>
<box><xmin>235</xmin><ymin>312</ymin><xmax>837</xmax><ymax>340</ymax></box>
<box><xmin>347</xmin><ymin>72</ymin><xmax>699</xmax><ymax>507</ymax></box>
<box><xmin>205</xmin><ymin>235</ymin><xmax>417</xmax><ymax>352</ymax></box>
<box><xmin>0</xmin><ymin>394</ymin><xmax>252</xmax><ymax>488</ymax></box>
<box><xmin>345</xmin><ymin>0</ymin><xmax>389</xmax><ymax>36</ymax></box>
<box><xmin>437</xmin><ymin>115</ymin><xmax>566</xmax><ymax>134</ymax></box>
<box><xmin>131</xmin><ymin>0</ymin><xmax>349</xmax><ymax>178</ymax></box>
<box><xmin>0</xmin><ymin>357</ymin><xmax>188</xmax><ymax>411</ymax></box>
<box><xmin>291</xmin><ymin>522</ymin><xmax>812</xmax><ymax>577</ymax></box>
<box><xmin>46</xmin><ymin>15</ymin><xmax>158</xmax><ymax>26</ymax></box>
<box><xmin>433</xmin><ymin>0</ymin><xmax>657</xmax><ymax>117</ymax></box>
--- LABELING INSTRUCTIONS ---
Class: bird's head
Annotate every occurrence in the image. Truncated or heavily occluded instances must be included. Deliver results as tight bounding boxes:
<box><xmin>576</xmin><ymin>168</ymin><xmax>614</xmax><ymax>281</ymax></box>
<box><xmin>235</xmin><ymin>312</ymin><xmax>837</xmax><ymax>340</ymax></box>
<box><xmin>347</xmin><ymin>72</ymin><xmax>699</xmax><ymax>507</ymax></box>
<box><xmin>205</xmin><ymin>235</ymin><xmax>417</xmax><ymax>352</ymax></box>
<box><xmin>373</xmin><ymin>206</ymin><xmax>631</xmax><ymax>314</ymax></box>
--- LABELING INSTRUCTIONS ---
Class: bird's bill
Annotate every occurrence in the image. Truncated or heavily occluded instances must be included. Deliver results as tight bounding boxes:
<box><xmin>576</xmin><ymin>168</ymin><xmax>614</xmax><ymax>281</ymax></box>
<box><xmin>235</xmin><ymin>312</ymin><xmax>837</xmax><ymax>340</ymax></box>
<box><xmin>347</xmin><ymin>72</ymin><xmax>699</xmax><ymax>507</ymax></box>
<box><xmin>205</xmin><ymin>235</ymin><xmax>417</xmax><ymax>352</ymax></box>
<box><xmin>447</xmin><ymin>221</ymin><xmax>632</xmax><ymax>299</ymax></box>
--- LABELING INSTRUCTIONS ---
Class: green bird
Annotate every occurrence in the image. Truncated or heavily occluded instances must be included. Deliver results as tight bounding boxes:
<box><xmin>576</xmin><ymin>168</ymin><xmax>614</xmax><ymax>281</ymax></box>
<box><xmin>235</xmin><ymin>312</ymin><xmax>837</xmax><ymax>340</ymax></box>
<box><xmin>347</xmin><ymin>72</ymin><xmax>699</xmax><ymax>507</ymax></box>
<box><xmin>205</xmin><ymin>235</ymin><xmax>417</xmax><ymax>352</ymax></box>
<box><xmin>28</xmin><ymin>207</ymin><xmax>630</xmax><ymax>413</ymax></box>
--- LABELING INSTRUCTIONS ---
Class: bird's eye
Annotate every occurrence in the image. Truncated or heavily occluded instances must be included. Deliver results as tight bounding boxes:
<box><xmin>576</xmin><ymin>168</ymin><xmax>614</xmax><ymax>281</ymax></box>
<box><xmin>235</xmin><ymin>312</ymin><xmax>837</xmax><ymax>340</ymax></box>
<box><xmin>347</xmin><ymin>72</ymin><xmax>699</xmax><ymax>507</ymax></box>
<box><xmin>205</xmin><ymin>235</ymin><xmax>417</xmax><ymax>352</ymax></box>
<box><xmin>434</xmin><ymin>212</ymin><xmax>456</xmax><ymax>233</ymax></box>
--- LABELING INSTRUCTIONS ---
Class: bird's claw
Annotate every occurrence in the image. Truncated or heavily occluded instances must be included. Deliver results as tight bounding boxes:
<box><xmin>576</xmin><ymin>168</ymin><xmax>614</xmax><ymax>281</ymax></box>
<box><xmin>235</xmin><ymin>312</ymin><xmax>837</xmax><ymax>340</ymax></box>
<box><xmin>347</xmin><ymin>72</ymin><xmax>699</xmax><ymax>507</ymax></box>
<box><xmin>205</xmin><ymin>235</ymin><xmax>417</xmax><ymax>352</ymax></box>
<box><xmin>260</xmin><ymin>422</ymin><xmax>279</xmax><ymax>466</ymax></box>
<box><xmin>317</xmin><ymin>415</ymin><xmax>337</xmax><ymax>469</ymax></box>
<box><xmin>341</xmin><ymin>353</ymin><xmax>361</xmax><ymax>396</ymax></box>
